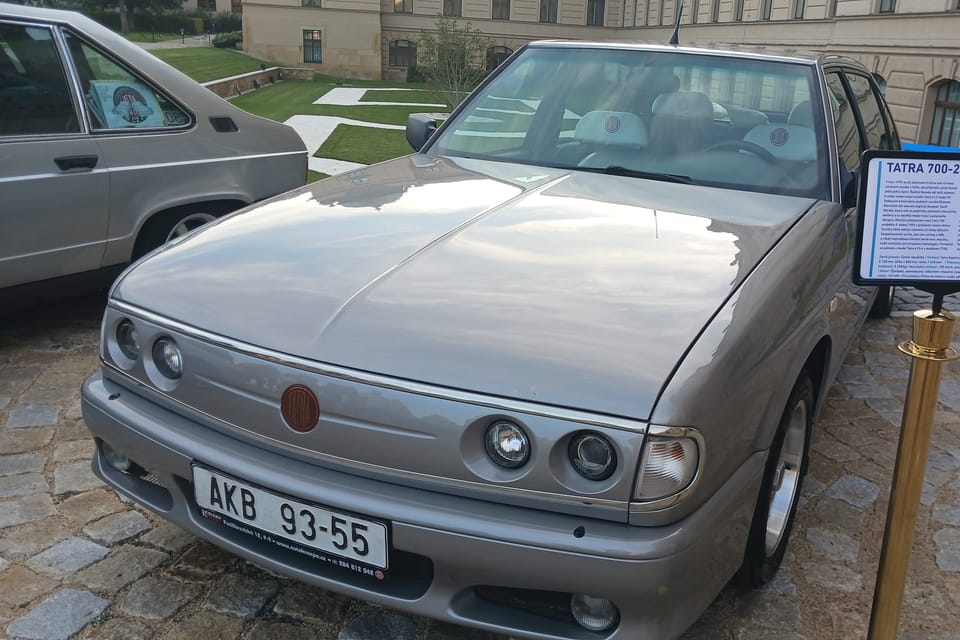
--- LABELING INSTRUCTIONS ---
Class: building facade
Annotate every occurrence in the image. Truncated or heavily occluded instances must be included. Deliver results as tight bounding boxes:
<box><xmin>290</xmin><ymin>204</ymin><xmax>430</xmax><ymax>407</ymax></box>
<box><xmin>242</xmin><ymin>0</ymin><xmax>960</xmax><ymax>145</ymax></box>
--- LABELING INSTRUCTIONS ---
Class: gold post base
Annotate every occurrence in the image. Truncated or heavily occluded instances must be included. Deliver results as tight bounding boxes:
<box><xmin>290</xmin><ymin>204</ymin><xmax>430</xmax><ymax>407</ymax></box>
<box><xmin>867</xmin><ymin>310</ymin><xmax>957</xmax><ymax>640</ymax></box>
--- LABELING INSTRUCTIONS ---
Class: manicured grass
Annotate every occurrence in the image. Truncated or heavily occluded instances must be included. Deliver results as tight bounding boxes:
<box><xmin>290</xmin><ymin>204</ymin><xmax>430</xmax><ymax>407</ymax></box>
<box><xmin>361</xmin><ymin>89</ymin><xmax>443</xmax><ymax>104</ymax></box>
<box><xmin>125</xmin><ymin>31</ymin><xmax>183</xmax><ymax>43</ymax></box>
<box><xmin>314</xmin><ymin>125</ymin><xmax>412</xmax><ymax>165</ymax></box>
<box><xmin>151</xmin><ymin>47</ymin><xmax>276</xmax><ymax>83</ymax></box>
<box><xmin>307</xmin><ymin>170</ymin><xmax>329</xmax><ymax>183</ymax></box>
<box><xmin>232</xmin><ymin>80</ymin><xmax>439</xmax><ymax>126</ymax></box>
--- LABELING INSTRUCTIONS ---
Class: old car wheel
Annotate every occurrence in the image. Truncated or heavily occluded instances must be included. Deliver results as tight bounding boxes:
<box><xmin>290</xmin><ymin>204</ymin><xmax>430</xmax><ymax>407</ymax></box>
<box><xmin>868</xmin><ymin>285</ymin><xmax>895</xmax><ymax>319</ymax></box>
<box><xmin>165</xmin><ymin>212</ymin><xmax>217</xmax><ymax>243</ymax></box>
<box><xmin>737</xmin><ymin>372</ymin><xmax>813</xmax><ymax>588</ymax></box>
<box><xmin>133</xmin><ymin>205</ymin><xmax>236</xmax><ymax>260</ymax></box>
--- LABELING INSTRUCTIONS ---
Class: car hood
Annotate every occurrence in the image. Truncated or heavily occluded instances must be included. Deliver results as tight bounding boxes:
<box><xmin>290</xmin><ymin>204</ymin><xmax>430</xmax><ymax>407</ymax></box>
<box><xmin>113</xmin><ymin>155</ymin><xmax>815</xmax><ymax>420</ymax></box>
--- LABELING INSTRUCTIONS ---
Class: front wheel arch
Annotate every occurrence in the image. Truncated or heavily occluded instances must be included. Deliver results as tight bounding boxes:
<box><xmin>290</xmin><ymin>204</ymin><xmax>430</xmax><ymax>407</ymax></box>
<box><xmin>132</xmin><ymin>200</ymin><xmax>245</xmax><ymax>260</ymax></box>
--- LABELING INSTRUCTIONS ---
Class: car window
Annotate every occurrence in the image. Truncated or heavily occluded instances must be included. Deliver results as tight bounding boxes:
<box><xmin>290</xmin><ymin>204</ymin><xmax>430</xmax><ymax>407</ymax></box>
<box><xmin>844</xmin><ymin>71</ymin><xmax>896</xmax><ymax>151</ymax></box>
<box><xmin>63</xmin><ymin>31</ymin><xmax>191</xmax><ymax>130</ymax></box>
<box><xmin>824</xmin><ymin>71</ymin><xmax>861</xmax><ymax>175</ymax></box>
<box><xmin>432</xmin><ymin>47</ymin><xmax>829</xmax><ymax>200</ymax></box>
<box><xmin>0</xmin><ymin>22</ymin><xmax>79</xmax><ymax>136</ymax></box>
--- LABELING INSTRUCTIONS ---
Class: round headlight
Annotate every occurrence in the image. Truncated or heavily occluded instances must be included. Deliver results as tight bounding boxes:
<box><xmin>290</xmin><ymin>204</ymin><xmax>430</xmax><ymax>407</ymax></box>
<box><xmin>484</xmin><ymin>421</ymin><xmax>530</xmax><ymax>469</ymax></box>
<box><xmin>116</xmin><ymin>320</ymin><xmax>140</xmax><ymax>361</ymax></box>
<box><xmin>569</xmin><ymin>432</ymin><xmax>616</xmax><ymax>480</ymax></box>
<box><xmin>152</xmin><ymin>337</ymin><xmax>183</xmax><ymax>379</ymax></box>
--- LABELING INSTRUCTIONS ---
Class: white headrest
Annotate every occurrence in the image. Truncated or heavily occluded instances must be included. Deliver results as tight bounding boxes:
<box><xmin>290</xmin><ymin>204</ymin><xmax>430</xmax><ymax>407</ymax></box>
<box><xmin>743</xmin><ymin>124</ymin><xmax>818</xmax><ymax>162</ymax></box>
<box><xmin>651</xmin><ymin>91</ymin><xmax>714</xmax><ymax>119</ymax></box>
<box><xmin>787</xmin><ymin>100</ymin><xmax>814</xmax><ymax>127</ymax></box>
<box><xmin>574</xmin><ymin>111</ymin><xmax>648</xmax><ymax>147</ymax></box>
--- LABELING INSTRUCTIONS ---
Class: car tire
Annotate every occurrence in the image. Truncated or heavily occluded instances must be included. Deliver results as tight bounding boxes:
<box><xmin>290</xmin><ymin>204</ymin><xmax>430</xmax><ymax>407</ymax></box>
<box><xmin>132</xmin><ymin>204</ymin><xmax>236</xmax><ymax>260</ymax></box>
<box><xmin>869</xmin><ymin>285</ymin><xmax>895</xmax><ymax>319</ymax></box>
<box><xmin>736</xmin><ymin>372</ymin><xmax>814</xmax><ymax>588</ymax></box>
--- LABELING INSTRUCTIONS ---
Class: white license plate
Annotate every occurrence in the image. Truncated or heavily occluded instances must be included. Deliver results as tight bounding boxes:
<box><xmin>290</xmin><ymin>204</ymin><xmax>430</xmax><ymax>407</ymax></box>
<box><xmin>192</xmin><ymin>465</ymin><xmax>388</xmax><ymax>569</ymax></box>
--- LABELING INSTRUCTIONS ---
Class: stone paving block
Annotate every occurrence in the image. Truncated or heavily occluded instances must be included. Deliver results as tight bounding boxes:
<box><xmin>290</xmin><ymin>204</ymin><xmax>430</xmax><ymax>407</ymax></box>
<box><xmin>246</xmin><ymin>621</ymin><xmax>326</xmax><ymax>640</ymax></box>
<box><xmin>74</xmin><ymin>546</ymin><xmax>168</xmax><ymax>592</ymax></box>
<box><xmin>825</xmin><ymin>475</ymin><xmax>880</xmax><ymax>509</ymax></box>
<box><xmin>273</xmin><ymin>582</ymin><xmax>353</xmax><ymax>625</ymax></box>
<box><xmin>63</xmin><ymin>399</ymin><xmax>83</xmax><ymax>422</ymax></box>
<box><xmin>140</xmin><ymin>523</ymin><xmax>196</xmax><ymax>553</ymax></box>
<box><xmin>5</xmin><ymin>405</ymin><xmax>60</xmax><ymax>429</ymax></box>
<box><xmin>27</xmin><ymin>537</ymin><xmax>109</xmax><ymax>580</ymax></box>
<box><xmin>0</xmin><ymin>427</ymin><xmax>54</xmax><ymax>455</ymax></box>
<box><xmin>0</xmin><ymin>394</ymin><xmax>9</xmax><ymax>411</ymax></box>
<box><xmin>0</xmin><ymin>517</ymin><xmax>69</xmax><ymax>560</ymax></box>
<box><xmin>0</xmin><ymin>453</ymin><xmax>45</xmax><ymax>477</ymax></box>
<box><xmin>338</xmin><ymin>609</ymin><xmax>419</xmax><ymax>640</ymax></box>
<box><xmin>932</xmin><ymin>527</ymin><xmax>960</xmax><ymax>572</ymax></box>
<box><xmin>20</xmin><ymin>385</ymin><xmax>76</xmax><ymax>405</ymax></box>
<box><xmin>847</xmin><ymin>383</ymin><xmax>893</xmax><ymax>399</ymax></box>
<box><xmin>84</xmin><ymin>618</ymin><xmax>154</xmax><ymax>640</ymax></box>
<box><xmin>53</xmin><ymin>439</ymin><xmax>94</xmax><ymax>463</ymax></box>
<box><xmin>805</xmin><ymin>527</ymin><xmax>860</xmax><ymax>563</ymax></box>
<box><xmin>426</xmin><ymin>621</ymin><xmax>502</xmax><ymax>640</ymax></box>
<box><xmin>165</xmin><ymin>541</ymin><xmax>237</xmax><ymax>580</ymax></box>
<box><xmin>58</xmin><ymin>419</ymin><xmax>93</xmax><ymax>441</ymax></box>
<box><xmin>203</xmin><ymin>572</ymin><xmax>279</xmax><ymax>618</ymax></box>
<box><xmin>84</xmin><ymin>511</ymin><xmax>151</xmax><ymax>545</ymax></box>
<box><xmin>0</xmin><ymin>472</ymin><xmax>47</xmax><ymax>499</ymax></box>
<box><xmin>0</xmin><ymin>494</ymin><xmax>56</xmax><ymax>529</ymax></box>
<box><xmin>814</xmin><ymin>498</ymin><xmax>866</xmax><ymax>531</ymax></box>
<box><xmin>158</xmin><ymin>612</ymin><xmax>243</xmax><ymax>640</ymax></box>
<box><xmin>53</xmin><ymin>460</ymin><xmax>104</xmax><ymax>495</ymax></box>
<box><xmin>121</xmin><ymin>577</ymin><xmax>203</xmax><ymax>619</ymax></box>
<box><xmin>933</xmin><ymin>505</ymin><xmax>960</xmax><ymax>526</ymax></box>
<box><xmin>5</xmin><ymin>589</ymin><xmax>108</xmax><ymax>640</ymax></box>
<box><xmin>0</xmin><ymin>557</ymin><xmax>8</xmax><ymax>573</ymax></box>
<box><xmin>58</xmin><ymin>490</ymin><xmax>126</xmax><ymax>526</ymax></box>
<box><xmin>759</xmin><ymin>570</ymin><xmax>797</xmax><ymax>596</ymax></box>
<box><xmin>804</xmin><ymin>561</ymin><xmax>863</xmax><ymax>592</ymax></box>
<box><xmin>0</xmin><ymin>566</ymin><xmax>57</xmax><ymax>609</ymax></box>
<box><xmin>735</xmin><ymin>631</ymin><xmax>807</xmax><ymax>640</ymax></box>
<box><xmin>734</xmin><ymin>591</ymin><xmax>802</xmax><ymax>630</ymax></box>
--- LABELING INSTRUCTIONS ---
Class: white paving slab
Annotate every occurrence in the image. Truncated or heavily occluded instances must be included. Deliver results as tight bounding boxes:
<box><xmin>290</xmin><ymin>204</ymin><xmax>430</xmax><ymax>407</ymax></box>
<box><xmin>284</xmin><ymin>114</ymin><xmax>405</xmax><ymax>176</ymax></box>
<box><xmin>312</xmin><ymin>87</ymin><xmax>445</xmax><ymax>108</ymax></box>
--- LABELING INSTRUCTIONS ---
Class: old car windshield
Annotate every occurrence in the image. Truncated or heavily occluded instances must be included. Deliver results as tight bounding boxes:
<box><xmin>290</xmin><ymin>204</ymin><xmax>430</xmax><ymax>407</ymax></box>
<box><xmin>431</xmin><ymin>46</ymin><xmax>829</xmax><ymax>199</ymax></box>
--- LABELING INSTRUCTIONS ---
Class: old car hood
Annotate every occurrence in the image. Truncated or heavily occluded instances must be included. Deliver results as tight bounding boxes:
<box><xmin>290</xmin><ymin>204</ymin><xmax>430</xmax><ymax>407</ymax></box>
<box><xmin>113</xmin><ymin>156</ymin><xmax>815</xmax><ymax>420</ymax></box>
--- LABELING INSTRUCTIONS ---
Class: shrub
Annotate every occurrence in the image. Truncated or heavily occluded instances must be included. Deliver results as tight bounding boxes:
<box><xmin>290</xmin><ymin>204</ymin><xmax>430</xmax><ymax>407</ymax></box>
<box><xmin>212</xmin><ymin>31</ymin><xmax>242</xmax><ymax>48</ymax></box>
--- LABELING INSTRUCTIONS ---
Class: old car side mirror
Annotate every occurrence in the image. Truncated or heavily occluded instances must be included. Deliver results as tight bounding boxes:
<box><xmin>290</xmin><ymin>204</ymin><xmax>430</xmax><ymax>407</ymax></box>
<box><xmin>406</xmin><ymin>114</ymin><xmax>437</xmax><ymax>152</ymax></box>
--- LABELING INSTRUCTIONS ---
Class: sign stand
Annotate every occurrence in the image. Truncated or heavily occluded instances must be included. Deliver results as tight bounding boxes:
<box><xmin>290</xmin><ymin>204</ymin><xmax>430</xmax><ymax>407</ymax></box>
<box><xmin>853</xmin><ymin>150</ymin><xmax>960</xmax><ymax>639</ymax></box>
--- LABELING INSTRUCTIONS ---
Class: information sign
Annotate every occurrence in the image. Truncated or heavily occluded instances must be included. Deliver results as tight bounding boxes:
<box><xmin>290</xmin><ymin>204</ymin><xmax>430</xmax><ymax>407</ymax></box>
<box><xmin>855</xmin><ymin>150</ymin><xmax>960</xmax><ymax>291</ymax></box>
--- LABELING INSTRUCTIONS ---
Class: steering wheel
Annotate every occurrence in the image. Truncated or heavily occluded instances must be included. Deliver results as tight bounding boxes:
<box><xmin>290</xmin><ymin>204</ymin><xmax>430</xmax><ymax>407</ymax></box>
<box><xmin>706</xmin><ymin>140</ymin><xmax>777</xmax><ymax>163</ymax></box>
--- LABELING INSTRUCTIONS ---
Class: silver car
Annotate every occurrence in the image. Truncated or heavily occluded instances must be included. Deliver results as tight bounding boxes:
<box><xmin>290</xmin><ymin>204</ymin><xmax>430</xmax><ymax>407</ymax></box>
<box><xmin>82</xmin><ymin>42</ymin><xmax>898</xmax><ymax>639</ymax></box>
<box><xmin>0</xmin><ymin>3</ymin><xmax>306</xmax><ymax>299</ymax></box>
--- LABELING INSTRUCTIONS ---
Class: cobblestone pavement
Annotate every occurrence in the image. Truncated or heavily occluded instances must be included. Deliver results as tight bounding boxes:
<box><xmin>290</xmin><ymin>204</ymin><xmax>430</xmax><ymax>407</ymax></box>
<box><xmin>1</xmin><ymin>289</ymin><xmax>959</xmax><ymax>640</ymax></box>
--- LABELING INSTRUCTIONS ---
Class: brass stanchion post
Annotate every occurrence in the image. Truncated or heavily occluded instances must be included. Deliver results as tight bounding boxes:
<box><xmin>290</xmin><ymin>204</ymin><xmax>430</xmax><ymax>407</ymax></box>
<box><xmin>867</xmin><ymin>307</ymin><xmax>958</xmax><ymax>640</ymax></box>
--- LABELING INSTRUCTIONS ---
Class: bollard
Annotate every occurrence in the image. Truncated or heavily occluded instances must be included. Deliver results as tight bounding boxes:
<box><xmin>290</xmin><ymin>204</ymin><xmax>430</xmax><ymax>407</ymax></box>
<box><xmin>867</xmin><ymin>309</ymin><xmax>958</xmax><ymax>640</ymax></box>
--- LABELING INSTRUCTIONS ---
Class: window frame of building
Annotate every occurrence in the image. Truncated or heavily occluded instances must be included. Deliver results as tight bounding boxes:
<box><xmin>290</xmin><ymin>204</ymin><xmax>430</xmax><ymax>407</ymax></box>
<box><xmin>691</xmin><ymin>0</ymin><xmax>699</xmax><ymax>23</ymax></box>
<box><xmin>302</xmin><ymin>29</ymin><xmax>322</xmax><ymax>64</ymax></box>
<box><xmin>878</xmin><ymin>0</ymin><xmax>895</xmax><ymax>13</ymax></box>
<box><xmin>929</xmin><ymin>80</ymin><xmax>960</xmax><ymax>148</ymax></box>
<box><xmin>761</xmin><ymin>0</ymin><xmax>772</xmax><ymax>20</ymax></box>
<box><xmin>492</xmin><ymin>0</ymin><xmax>510</xmax><ymax>20</ymax></box>
<box><xmin>443</xmin><ymin>0</ymin><xmax>462</xmax><ymax>16</ymax></box>
<box><xmin>734</xmin><ymin>0</ymin><xmax>744</xmax><ymax>21</ymax></box>
<box><xmin>586</xmin><ymin>0</ymin><xmax>604</xmax><ymax>25</ymax></box>
<box><xmin>793</xmin><ymin>0</ymin><xmax>805</xmax><ymax>19</ymax></box>
<box><xmin>710</xmin><ymin>0</ymin><xmax>719</xmax><ymax>22</ymax></box>
<box><xmin>486</xmin><ymin>45</ymin><xmax>513</xmax><ymax>71</ymax></box>
<box><xmin>388</xmin><ymin>39</ymin><xmax>417</xmax><ymax>68</ymax></box>
<box><xmin>540</xmin><ymin>0</ymin><xmax>558</xmax><ymax>23</ymax></box>
<box><xmin>394</xmin><ymin>0</ymin><xmax>413</xmax><ymax>13</ymax></box>
<box><xmin>198</xmin><ymin>0</ymin><xmax>216</xmax><ymax>11</ymax></box>
<box><xmin>302</xmin><ymin>0</ymin><xmax>321</xmax><ymax>6</ymax></box>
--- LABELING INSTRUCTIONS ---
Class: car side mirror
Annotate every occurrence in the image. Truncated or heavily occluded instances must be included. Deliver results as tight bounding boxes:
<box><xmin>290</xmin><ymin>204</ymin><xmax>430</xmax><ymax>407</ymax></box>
<box><xmin>406</xmin><ymin>114</ymin><xmax>437</xmax><ymax>152</ymax></box>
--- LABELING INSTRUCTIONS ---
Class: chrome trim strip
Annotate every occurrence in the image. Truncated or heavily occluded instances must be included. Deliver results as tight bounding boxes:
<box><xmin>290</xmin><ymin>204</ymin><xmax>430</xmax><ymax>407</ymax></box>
<box><xmin>101</xmin><ymin>359</ymin><xmax>632</xmax><ymax>512</ymax></box>
<box><xmin>109</xmin><ymin>300</ymin><xmax>648</xmax><ymax>432</ymax></box>
<box><xmin>629</xmin><ymin>425</ymin><xmax>705</xmax><ymax>513</ymax></box>
<box><xmin>105</xmin><ymin>150</ymin><xmax>307</xmax><ymax>174</ymax></box>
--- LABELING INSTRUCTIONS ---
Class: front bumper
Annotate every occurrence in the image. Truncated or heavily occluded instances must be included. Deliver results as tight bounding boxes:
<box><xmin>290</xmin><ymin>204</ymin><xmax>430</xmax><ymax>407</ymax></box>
<box><xmin>82</xmin><ymin>371</ymin><xmax>763</xmax><ymax>640</ymax></box>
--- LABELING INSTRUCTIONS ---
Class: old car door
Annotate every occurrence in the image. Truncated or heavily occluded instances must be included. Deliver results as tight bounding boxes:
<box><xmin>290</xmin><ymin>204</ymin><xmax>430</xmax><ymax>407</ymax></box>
<box><xmin>0</xmin><ymin>19</ymin><xmax>109</xmax><ymax>288</ymax></box>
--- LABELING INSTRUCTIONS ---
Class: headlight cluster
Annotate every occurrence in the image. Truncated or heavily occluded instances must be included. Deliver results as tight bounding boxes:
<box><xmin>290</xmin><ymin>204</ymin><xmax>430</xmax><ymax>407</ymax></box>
<box><xmin>108</xmin><ymin>317</ymin><xmax>183</xmax><ymax>383</ymax></box>
<box><xmin>483</xmin><ymin>421</ymin><xmax>618</xmax><ymax>481</ymax></box>
<box><xmin>634</xmin><ymin>435</ymin><xmax>700</xmax><ymax>503</ymax></box>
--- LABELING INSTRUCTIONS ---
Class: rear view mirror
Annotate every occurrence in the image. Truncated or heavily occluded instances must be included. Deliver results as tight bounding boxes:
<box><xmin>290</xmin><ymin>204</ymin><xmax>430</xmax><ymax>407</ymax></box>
<box><xmin>406</xmin><ymin>114</ymin><xmax>437</xmax><ymax>152</ymax></box>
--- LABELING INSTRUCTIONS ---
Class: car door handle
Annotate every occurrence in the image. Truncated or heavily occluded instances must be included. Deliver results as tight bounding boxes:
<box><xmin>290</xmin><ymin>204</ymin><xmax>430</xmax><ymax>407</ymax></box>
<box><xmin>54</xmin><ymin>155</ymin><xmax>99</xmax><ymax>171</ymax></box>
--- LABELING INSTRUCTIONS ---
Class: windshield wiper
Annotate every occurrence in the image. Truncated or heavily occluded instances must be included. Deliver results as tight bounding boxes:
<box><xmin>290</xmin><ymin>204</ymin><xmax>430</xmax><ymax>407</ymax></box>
<box><xmin>583</xmin><ymin>165</ymin><xmax>692</xmax><ymax>184</ymax></box>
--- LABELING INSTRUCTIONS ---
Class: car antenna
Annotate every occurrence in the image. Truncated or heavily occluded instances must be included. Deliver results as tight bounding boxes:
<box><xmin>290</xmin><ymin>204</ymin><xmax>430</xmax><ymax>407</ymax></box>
<box><xmin>668</xmin><ymin>1</ymin><xmax>684</xmax><ymax>46</ymax></box>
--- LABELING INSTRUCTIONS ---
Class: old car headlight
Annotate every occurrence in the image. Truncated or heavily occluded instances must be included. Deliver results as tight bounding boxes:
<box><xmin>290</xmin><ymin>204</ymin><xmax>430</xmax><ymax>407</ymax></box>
<box><xmin>152</xmin><ymin>337</ymin><xmax>183</xmax><ymax>379</ymax></box>
<box><xmin>634</xmin><ymin>437</ymin><xmax>699</xmax><ymax>501</ymax></box>
<box><xmin>116</xmin><ymin>319</ymin><xmax>140</xmax><ymax>361</ymax></box>
<box><xmin>484</xmin><ymin>421</ymin><xmax>530</xmax><ymax>468</ymax></box>
<box><xmin>569</xmin><ymin>432</ymin><xmax>616</xmax><ymax>480</ymax></box>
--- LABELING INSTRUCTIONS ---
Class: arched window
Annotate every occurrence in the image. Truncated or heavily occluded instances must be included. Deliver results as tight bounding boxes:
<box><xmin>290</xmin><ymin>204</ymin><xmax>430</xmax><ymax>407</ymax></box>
<box><xmin>389</xmin><ymin>40</ymin><xmax>417</xmax><ymax>68</ymax></box>
<box><xmin>486</xmin><ymin>46</ymin><xmax>512</xmax><ymax>72</ymax></box>
<box><xmin>929</xmin><ymin>80</ymin><xmax>960</xmax><ymax>147</ymax></box>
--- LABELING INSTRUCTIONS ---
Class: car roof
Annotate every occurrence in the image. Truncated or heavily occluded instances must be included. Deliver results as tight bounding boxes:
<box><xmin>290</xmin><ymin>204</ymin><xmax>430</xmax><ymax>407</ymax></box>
<box><xmin>524</xmin><ymin>40</ymin><xmax>867</xmax><ymax>71</ymax></box>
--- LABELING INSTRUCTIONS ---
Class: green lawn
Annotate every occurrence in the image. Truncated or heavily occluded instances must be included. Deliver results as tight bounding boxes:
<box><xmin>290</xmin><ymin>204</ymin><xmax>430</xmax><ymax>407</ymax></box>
<box><xmin>151</xmin><ymin>47</ymin><xmax>276</xmax><ymax>83</ymax></box>
<box><xmin>314</xmin><ymin>125</ymin><xmax>411</xmax><ymax>165</ymax></box>
<box><xmin>361</xmin><ymin>89</ymin><xmax>443</xmax><ymax>104</ymax></box>
<box><xmin>125</xmin><ymin>31</ymin><xmax>183</xmax><ymax>43</ymax></box>
<box><xmin>307</xmin><ymin>170</ymin><xmax>329</xmax><ymax>183</ymax></box>
<box><xmin>232</xmin><ymin>80</ymin><xmax>440</xmax><ymax>126</ymax></box>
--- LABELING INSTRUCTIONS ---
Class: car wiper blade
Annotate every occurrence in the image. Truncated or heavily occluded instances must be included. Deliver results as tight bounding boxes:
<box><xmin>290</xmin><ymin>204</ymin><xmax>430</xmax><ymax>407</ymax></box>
<box><xmin>588</xmin><ymin>165</ymin><xmax>692</xmax><ymax>184</ymax></box>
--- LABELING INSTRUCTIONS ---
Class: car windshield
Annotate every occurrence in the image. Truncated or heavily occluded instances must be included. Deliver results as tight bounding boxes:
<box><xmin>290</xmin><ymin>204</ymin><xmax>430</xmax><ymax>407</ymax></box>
<box><xmin>431</xmin><ymin>46</ymin><xmax>829</xmax><ymax>199</ymax></box>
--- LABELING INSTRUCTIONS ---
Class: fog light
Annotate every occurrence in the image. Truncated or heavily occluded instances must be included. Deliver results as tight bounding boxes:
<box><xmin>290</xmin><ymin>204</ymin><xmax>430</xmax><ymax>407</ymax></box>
<box><xmin>634</xmin><ymin>437</ymin><xmax>699</xmax><ymax>501</ymax></box>
<box><xmin>116</xmin><ymin>319</ymin><xmax>140</xmax><ymax>360</ymax></box>
<box><xmin>152</xmin><ymin>337</ymin><xmax>183</xmax><ymax>379</ymax></box>
<box><xmin>102</xmin><ymin>442</ymin><xmax>132</xmax><ymax>473</ymax></box>
<box><xmin>484</xmin><ymin>421</ymin><xmax>530</xmax><ymax>468</ymax></box>
<box><xmin>570</xmin><ymin>594</ymin><xmax>619</xmax><ymax>632</ymax></box>
<box><xmin>569</xmin><ymin>432</ymin><xmax>616</xmax><ymax>480</ymax></box>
